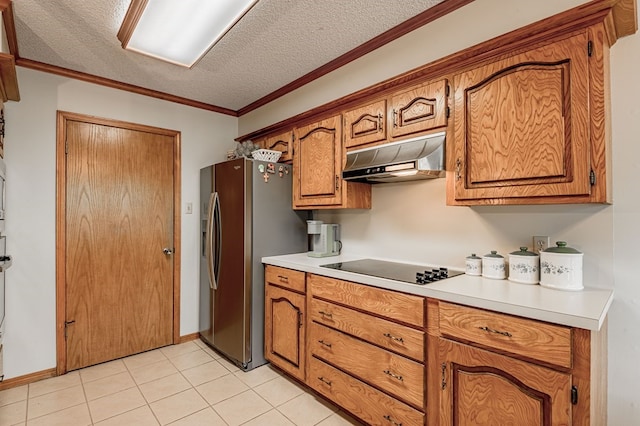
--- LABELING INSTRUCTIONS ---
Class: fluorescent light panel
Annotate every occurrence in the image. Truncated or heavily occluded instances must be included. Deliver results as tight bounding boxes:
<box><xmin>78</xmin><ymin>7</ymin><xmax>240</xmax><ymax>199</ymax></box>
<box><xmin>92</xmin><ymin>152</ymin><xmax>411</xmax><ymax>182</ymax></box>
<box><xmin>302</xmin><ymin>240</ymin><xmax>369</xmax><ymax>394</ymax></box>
<box><xmin>123</xmin><ymin>0</ymin><xmax>258</xmax><ymax>67</ymax></box>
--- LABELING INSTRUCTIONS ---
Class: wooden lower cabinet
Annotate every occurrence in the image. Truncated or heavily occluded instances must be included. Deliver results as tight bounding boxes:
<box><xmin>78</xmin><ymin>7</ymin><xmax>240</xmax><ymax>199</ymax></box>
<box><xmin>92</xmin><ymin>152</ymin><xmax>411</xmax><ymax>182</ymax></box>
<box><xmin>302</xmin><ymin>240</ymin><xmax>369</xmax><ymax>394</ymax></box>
<box><xmin>264</xmin><ymin>269</ymin><xmax>605</xmax><ymax>426</ymax></box>
<box><xmin>264</xmin><ymin>267</ymin><xmax>306</xmax><ymax>382</ymax></box>
<box><xmin>309</xmin><ymin>357</ymin><xmax>425</xmax><ymax>426</ymax></box>
<box><xmin>438</xmin><ymin>338</ymin><xmax>571</xmax><ymax>426</ymax></box>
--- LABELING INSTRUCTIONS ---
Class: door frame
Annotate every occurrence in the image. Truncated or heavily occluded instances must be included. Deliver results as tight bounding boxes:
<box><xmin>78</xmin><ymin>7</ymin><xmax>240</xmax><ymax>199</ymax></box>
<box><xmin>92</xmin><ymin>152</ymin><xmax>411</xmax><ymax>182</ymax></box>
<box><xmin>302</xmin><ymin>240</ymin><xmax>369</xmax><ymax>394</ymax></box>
<box><xmin>55</xmin><ymin>110</ymin><xmax>182</xmax><ymax>375</ymax></box>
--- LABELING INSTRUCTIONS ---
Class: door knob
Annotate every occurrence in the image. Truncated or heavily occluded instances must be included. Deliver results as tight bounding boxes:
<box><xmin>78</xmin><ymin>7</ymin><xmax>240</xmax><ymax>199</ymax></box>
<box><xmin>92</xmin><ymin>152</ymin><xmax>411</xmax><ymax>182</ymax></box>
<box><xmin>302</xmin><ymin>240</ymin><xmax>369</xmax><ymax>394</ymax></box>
<box><xmin>163</xmin><ymin>248</ymin><xmax>173</xmax><ymax>255</ymax></box>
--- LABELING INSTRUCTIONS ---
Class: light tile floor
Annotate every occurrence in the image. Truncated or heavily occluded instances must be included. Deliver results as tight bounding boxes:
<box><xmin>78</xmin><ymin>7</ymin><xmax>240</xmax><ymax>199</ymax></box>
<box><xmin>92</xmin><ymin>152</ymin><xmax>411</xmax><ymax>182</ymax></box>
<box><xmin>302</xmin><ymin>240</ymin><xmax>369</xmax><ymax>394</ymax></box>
<box><xmin>0</xmin><ymin>340</ymin><xmax>361</xmax><ymax>425</ymax></box>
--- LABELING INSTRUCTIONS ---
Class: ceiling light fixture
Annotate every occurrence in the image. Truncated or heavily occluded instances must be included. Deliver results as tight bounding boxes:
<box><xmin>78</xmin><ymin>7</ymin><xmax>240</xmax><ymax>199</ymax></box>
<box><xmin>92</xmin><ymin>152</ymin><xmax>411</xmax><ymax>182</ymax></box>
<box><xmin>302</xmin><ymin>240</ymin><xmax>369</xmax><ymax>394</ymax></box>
<box><xmin>117</xmin><ymin>0</ymin><xmax>259</xmax><ymax>68</ymax></box>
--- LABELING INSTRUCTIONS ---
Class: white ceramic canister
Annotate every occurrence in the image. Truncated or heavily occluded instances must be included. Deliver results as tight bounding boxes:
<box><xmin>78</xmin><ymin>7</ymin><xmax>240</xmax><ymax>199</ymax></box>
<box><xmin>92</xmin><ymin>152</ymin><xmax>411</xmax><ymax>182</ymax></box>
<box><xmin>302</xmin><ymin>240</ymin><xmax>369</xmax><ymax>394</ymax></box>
<box><xmin>465</xmin><ymin>253</ymin><xmax>482</xmax><ymax>276</ymax></box>
<box><xmin>508</xmin><ymin>247</ymin><xmax>540</xmax><ymax>284</ymax></box>
<box><xmin>482</xmin><ymin>251</ymin><xmax>506</xmax><ymax>279</ymax></box>
<box><xmin>539</xmin><ymin>241</ymin><xmax>583</xmax><ymax>291</ymax></box>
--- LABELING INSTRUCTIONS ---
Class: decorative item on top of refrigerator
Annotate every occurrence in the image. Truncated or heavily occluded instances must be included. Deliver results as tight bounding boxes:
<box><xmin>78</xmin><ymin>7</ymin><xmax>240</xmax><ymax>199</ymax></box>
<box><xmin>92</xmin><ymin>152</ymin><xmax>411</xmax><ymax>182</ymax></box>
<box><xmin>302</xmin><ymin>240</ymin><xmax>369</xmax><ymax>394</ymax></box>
<box><xmin>540</xmin><ymin>241</ymin><xmax>583</xmax><ymax>291</ymax></box>
<box><xmin>307</xmin><ymin>220</ymin><xmax>342</xmax><ymax>257</ymax></box>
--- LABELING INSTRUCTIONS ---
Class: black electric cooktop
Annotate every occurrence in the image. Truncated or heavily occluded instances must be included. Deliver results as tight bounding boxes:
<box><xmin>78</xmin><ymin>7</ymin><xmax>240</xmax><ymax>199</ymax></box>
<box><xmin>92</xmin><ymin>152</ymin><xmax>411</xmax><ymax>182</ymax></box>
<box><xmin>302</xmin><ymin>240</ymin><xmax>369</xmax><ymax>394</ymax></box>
<box><xmin>320</xmin><ymin>258</ymin><xmax>463</xmax><ymax>285</ymax></box>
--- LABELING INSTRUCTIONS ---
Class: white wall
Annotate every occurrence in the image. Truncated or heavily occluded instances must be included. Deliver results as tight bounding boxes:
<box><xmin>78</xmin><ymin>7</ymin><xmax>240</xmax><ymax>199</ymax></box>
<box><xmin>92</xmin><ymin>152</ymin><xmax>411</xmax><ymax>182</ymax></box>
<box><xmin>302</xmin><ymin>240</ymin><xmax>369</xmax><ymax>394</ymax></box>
<box><xmin>238</xmin><ymin>0</ymin><xmax>639</xmax><ymax>422</ymax></box>
<box><xmin>3</xmin><ymin>68</ymin><xmax>237</xmax><ymax>379</ymax></box>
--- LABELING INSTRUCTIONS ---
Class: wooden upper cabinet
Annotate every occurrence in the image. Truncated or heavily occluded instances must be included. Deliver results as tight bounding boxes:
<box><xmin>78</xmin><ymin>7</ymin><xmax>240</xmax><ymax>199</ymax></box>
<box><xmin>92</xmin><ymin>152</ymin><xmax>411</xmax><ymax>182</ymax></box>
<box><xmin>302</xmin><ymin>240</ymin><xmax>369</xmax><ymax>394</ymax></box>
<box><xmin>389</xmin><ymin>79</ymin><xmax>448</xmax><ymax>139</ymax></box>
<box><xmin>343</xmin><ymin>99</ymin><xmax>387</xmax><ymax>149</ymax></box>
<box><xmin>260</xmin><ymin>130</ymin><xmax>294</xmax><ymax>163</ymax></box>
<box><xmin>449</xmin><ymin>30</ymin><xmax>604</xmax><ymax>205</ymax></box>
<box><xmin>293</xmin><ymin>115</ymin><xmax>371</xmax><ymax>210</ymax></box>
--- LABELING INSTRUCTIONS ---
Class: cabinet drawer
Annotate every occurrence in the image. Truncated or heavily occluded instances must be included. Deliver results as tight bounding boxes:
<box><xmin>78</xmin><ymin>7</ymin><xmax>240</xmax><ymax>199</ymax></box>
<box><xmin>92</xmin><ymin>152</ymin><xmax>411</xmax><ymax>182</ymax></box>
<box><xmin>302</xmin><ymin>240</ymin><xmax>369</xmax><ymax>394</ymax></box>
<box><xmin>309</xmin><ymin>323</ymin><xmax>425</xmax><ymax>408</ymax></box>
<box><xmin>265</xmin><ymin>266</ymin><xmax>306</xmax><ymax>293</ymax></box>
<box><xmin>439</xmin><ymin>302</ymin><xmax>572</xmax><ymax>368</ymax></box>
<box><xmin>310</xmin><ymin>298</ymin><xmax>425</xmax><ymax>362</ymax></box>
<box><xmin>309</xmin><ymin>357</ymin><xmax>425</xmax><ymax>426</ymax></box>
<box><xmin>309</xmin><ymin>274</ymin><xmax>425</xmax><ymax>327</ymax></box>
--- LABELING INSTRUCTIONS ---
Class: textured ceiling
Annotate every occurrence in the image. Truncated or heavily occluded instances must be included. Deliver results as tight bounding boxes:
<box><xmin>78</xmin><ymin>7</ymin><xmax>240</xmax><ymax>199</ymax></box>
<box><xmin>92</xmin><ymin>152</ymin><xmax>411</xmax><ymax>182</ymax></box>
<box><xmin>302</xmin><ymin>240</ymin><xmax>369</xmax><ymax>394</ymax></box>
<box><xmin>11</xmin><ymin>0</ymin><xmax>446</xmax><ymax>112</ymax></box>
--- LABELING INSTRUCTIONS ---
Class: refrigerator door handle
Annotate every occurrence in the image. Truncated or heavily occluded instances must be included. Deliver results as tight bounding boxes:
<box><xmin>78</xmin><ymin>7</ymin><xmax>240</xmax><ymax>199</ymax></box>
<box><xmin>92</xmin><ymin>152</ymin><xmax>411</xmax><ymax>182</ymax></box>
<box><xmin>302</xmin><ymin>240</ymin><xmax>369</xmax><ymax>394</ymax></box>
<box><xmin>213</xmin><ymin>191</ymin><xmax>222</xmax><ymax>290</ymax></box>
<box><xmin>205</xmin><ymin>192</ymin><xmax>221</xmax><ymax>290</ymax></box>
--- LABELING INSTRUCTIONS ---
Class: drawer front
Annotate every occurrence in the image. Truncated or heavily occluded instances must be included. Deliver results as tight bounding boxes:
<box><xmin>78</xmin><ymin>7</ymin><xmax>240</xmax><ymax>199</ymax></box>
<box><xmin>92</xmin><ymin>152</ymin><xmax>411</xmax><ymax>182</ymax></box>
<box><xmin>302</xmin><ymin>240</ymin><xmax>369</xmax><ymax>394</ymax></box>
<box><xmin>309</xmin><ymin>323</ymin><xmax>425</xmax><ymax>408</ymax></box>
<box><xmin>439</xmin><ymin>302</ymin><xmax>572</xmax><ymax>368</ymax></box>
<box><xmin>309</xmin><ymin>274</ymin><xmax>425</xmax><ymax>327</ymax></box>
<box><xmin>265</xmin><ymin>266</ymin><xmax>306</xmax><ymax>293</ymax></box>
<box><xmin>309</xmin><ymin>357</ymin><xmax>425</xmax><ymax>426</ymax></box>
<box><xmin>310</xmin><ymin>298</ymin><xmax>425</xmax><ymax>362</ymax></box>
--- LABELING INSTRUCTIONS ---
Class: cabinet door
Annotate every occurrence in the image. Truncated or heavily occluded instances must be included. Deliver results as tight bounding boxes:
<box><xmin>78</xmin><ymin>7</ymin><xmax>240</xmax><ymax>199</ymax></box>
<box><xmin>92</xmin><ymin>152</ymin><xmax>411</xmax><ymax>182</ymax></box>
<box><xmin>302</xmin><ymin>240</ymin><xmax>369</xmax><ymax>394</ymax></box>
<box><xmin>263</xmin><ymin>130</ymin><xmax>294</xmax><ymax>163</ymax></box>
<box><xmin>293</xmin><ymin>115</ymin><xmax>343</xmax><ymax>208</ymax></box>
<box><xmin>344</xmin><ymin>99</ymin><xmax>387</xmax><ymax>149</ymax></box>
<box><xmin>265</xmin><ymin>285</ymin><xmax>306</xmax><ymax>381</ymax></box>
<box><xmin>439</xmin><ymin>339</ymin><xmax>571</xmax><ymax>426</ymax></box>
<box><xmin>451</xmin><ymin>32</ymin><xmax>591</xmax><ymax>203</ymax></box>
<box><xmin>389</xmin><ymin>79</ymin><xmax>448</xmax><ymax>139</ymax></box>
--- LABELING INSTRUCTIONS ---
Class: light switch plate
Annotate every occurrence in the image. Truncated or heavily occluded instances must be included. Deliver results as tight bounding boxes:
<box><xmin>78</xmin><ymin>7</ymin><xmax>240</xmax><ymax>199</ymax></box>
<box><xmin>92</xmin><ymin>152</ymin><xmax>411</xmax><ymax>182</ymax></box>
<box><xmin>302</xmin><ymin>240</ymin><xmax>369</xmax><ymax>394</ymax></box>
<box><xmin>186</xmin><ymin>202</ymin><xmax>193</xmax><ymax>214</ymax></box>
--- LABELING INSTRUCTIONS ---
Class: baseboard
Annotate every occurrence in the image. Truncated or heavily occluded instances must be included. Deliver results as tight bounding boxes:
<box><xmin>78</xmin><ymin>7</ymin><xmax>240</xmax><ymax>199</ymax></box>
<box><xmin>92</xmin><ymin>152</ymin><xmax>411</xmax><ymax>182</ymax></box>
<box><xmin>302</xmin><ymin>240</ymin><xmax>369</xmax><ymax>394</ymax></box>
<box><xmin>179</xmin><ymin>332</ymin><xmax>199</xmax><ymax>343</ymax></box>
<box><xmin>0</xmin><ymin>368</ymin><xmax>56</xmax><ymax>391</ymax></box>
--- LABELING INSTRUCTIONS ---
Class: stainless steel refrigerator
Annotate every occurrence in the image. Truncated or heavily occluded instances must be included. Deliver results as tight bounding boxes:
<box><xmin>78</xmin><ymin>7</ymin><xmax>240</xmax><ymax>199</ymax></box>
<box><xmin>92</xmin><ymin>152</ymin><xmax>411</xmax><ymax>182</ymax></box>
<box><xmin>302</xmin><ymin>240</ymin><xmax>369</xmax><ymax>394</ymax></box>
<box><xmin>199</xmin><ymin>157</ymin><xmax>307</xmax><ymax>370</ymax></box>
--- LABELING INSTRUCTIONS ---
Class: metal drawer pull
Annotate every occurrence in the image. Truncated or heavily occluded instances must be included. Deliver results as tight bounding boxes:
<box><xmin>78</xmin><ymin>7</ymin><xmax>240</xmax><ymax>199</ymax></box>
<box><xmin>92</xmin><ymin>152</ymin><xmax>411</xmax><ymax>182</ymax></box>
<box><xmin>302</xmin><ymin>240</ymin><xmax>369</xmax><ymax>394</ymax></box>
<box><xmin>277</xmin><ymin>275</ymin><xmax>289</xmax><ymax>283</ymax></box>
<box><xmin>318</xmin><ymin>340</ymin><xmax>332</xmax><ymax>348</ymax></box>
<box><xmin>383</xmin><ymin>332</ymin><xmax>404</xmax><ymax>343</ymax></box>
<box><xmin>478</xmin><ymin>326</ymin><xmax>512</xmax><ymax>337</ymax></box>
<box><xmin>383</xmin><ymin>414</ymin><xmax>402</xmax><ymax>425</ymax></box>
<box><xmin>318</xmin><ymin>376</ymin><xmax>332</xmax><ymax>386</ymax></box>
<box><xmin>318</xmin><ymin>311</ymin><xmax>333</xmax><ymax>319</ymax></box>
<box><xmin>383</xmin><ymin>370</ymin><xmax>403</xmax><ymax>382</ymax></box>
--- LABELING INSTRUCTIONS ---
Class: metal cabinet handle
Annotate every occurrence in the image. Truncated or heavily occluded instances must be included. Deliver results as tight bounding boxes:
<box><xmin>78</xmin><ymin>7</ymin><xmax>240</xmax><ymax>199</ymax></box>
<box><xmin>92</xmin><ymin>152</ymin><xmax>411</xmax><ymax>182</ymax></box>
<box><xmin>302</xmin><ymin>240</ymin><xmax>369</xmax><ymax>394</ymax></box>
<box><xmin>455</xmin><ymin>158</ymin><xmax>462</xmax><ymax>181</ymax></box>
<box><xmin>277</xmin><ymin>275</ymin><xmax>289</xmax><ymax>283</ymax></box>
<box><xmin>163</xmin><ymin>248</ymin><xmax>173</xmax><ymax>255</ymax></box>
<box><xmin>383</xmin><ymin>369</ymin><xmax>403</xmax><ymax>382</ymax></box>
<box><xmin>378</xmin><ymin>113</ymin><xmax>383</xmax><ymax>132</ymax></box>
<box><xmin>441</xmin><ymin>362</ymin><xmax>447</xmax><ymax>390</ymax></box>
<box><xmin>478</xmin><ymin>326</ymin><xmax>512</xmax><ymax>337</ymax></box>
<box><xmin>383</xmin><ymin>332</ymin><xmax>404</xmax><ymax>343</ymax></box>
<box><xmin>317</xmin><ymin>376</ymin><xmax>332</xmax><ymax>386</ymax></box>
<box><xmin>335</xmin><ymin>175</ymin><xmax>340</xmax><ymax>191</ymax></box>
<box><xmin>318</xmin><ymin>311</ymin><xmax>333</xmax><ymax>319</ymax></box>
<box><xmin>392</xmin><ymin>109</ymin><xmax>398</xmax><ymax>128</ymax></box>
<box><xmin>383</xmin><ymin>414</ymin><xmax>403</xmax><ymax>425</ymax></box>
<box><xmin>318</xmin><ymin>340</ymin><xmax>332</xmax><ymax>348</ymax></box>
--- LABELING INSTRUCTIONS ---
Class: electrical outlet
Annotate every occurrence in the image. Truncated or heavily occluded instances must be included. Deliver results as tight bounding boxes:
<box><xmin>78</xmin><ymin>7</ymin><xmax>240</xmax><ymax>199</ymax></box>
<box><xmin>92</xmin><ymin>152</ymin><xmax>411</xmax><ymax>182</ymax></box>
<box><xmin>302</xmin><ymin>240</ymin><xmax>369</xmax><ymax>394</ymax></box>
<box><xmin>533</xmin><ymin>236</ymin><xmax>550</xmax><ymax>254</ymax></box>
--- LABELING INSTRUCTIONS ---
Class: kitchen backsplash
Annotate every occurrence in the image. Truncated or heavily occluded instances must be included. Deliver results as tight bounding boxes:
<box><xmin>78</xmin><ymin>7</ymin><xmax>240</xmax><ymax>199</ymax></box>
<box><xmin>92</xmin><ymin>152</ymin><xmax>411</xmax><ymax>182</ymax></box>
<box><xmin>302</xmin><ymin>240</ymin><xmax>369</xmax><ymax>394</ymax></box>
<box><xmin>315</xmin><ymin>178</ymin><xmax>613</xmax><ymax>289</ymax></box>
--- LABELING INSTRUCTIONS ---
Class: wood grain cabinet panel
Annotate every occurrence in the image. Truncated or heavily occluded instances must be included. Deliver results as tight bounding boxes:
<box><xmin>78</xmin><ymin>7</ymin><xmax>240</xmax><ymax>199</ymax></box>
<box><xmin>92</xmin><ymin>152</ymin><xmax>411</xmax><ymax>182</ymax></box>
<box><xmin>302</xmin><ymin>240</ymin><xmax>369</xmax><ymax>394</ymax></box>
<box><xmin>309</xmin><ymin>323</ymin><xmax>425</xmax><ymax>408</ymax></box>
<box><xmin>343</xmin><ymin>99</ymin><xmax>387</xmax><ymax>149</ymax></box>
<box><xmin>449</xmin><ymin>30</ymin><xmax>607</xmax><ymax>204</ymax></box>
<box><xmin>264</xmin><ymin>270</ymin><xmax>306</xmax><ymax>382</ymax></box>
<box><xmin>439</xmin><ymin>338</ymin><xmax>571</xmax><ymax>426</ymax></box>
<box><xmin>310</xmin><ymin>297</ymin><xmax>425</xmax><ymax>362</ymax></box>
<box><xmin>265</xmin><ymin>265</ymin><xmax>305</xmax><ymax>293</ymax></box>
<box><xmin>439</xmin><ymin>302</ymin><xmax>572</xmax><ymax>368</ymax></box>
<box><xmin>308</xmin><ymin>274</ymin><xmax>425</xmax><ymax>327</ymax></box>
<box><xmin>309</xmin><ymin>357</ymin><xmax>425</xmax><ymax>426</ymax></box>
<box><xmin>293</xmin><ymin>114</ymin><xmax>371</xmax><ymax>209</ymax></box>
<box><xmin>390</xmin><ymin>79</ymin><xmax>448</xmax><ymax>139</ymax></box>
<box><xmin>262</xmin><ymin>130</ymin><xmax>294</xmax><ymax>163</ymax></box>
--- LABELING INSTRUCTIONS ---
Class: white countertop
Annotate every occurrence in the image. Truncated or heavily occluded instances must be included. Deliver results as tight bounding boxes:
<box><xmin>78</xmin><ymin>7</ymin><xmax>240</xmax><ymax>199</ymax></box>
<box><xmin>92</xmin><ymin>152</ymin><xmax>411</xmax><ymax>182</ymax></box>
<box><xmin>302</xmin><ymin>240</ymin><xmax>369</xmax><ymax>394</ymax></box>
<box><xmin>262</xmin><ymin>253</ymin><xmax>613</xmax><ymax>331</ymax></box>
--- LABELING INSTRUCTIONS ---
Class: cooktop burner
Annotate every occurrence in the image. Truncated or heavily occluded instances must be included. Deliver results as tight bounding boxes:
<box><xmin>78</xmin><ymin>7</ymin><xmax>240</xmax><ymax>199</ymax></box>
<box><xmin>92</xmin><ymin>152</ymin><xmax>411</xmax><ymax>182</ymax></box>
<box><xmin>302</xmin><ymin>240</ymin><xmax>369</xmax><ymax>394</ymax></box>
<box><xmin>320</xmin><ymin>258</ymin><xmax>463</xmax><ymax>285</ymax></box>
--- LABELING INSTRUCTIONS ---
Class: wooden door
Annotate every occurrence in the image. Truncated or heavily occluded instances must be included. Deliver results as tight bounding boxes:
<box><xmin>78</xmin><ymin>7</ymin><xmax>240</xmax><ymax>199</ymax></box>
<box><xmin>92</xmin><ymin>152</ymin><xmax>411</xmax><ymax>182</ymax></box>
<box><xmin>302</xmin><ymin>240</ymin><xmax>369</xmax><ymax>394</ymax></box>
<box><xmin>451</xmin><ymin>32</ymin><xmax>590</xmax><ymax>203</ymax></box>
<box><xmin>265</xmin><ymin>284</ymin><xmax>305</xmax><ymax>381</ymax></box>
<box><xmin>263</xmin><ymin>130</ymin><xmax>294</xmax><ymax>163</ymax></box>
<box><xmin>58</xmin><ymin>112</ymin><xmax>180</xmax><ymax>372</ymax></box>
<box><xmin>439</xmin><ymin>338</ymin><xmax>571</xmax><ymax>426</ymax></box>
<box><xmin>293</xmin><ymin>115</ymin><xmax>342</xmax><ymax>208</ymax></box>
<box><xmin>389</xmin><ymin>79</ymin><xmax>448</xmax><ymax>139</ymax></box>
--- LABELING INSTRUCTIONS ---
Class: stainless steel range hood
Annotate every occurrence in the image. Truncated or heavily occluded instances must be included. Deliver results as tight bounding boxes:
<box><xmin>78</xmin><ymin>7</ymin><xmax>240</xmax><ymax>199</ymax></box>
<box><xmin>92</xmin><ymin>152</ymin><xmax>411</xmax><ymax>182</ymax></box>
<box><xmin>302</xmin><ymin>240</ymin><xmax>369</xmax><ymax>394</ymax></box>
<box><xmin>342</xmin><ymin>131</ymin><xmax>446</xmax><ymax>183</ymax></box>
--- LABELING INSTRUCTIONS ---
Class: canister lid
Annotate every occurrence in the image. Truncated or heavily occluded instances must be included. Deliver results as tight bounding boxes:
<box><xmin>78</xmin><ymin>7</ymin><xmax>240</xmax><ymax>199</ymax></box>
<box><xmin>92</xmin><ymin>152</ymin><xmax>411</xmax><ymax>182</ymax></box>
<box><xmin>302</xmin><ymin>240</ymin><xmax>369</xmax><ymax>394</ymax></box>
<box><xmin>483</xmin><ymin>250</ymin><xmax>503</xmax><ymax>258</ymax></box>
<box><xmin>543</xmin><ymin>241</ymin><xmax>582</xmax><ymax>254</ymax></box>
<box><xmin>509</xmin><ymin>247</ymin><xmax>538</xmax><ymax>256</ymax></box>
<box><xmin>466</xmin><ymin>253</ymin><xmax>481</xmax><ymax>260</ymax></box>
